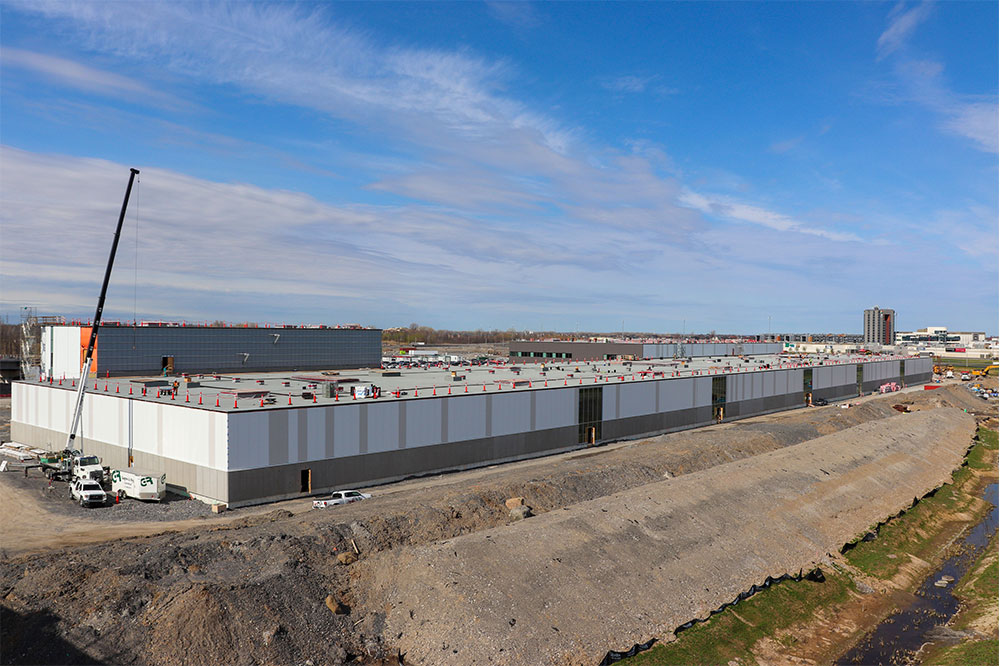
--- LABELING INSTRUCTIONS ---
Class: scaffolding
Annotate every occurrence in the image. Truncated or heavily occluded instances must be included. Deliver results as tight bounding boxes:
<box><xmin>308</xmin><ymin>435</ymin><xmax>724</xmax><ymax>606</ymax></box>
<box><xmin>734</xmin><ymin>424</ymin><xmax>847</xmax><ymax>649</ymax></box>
<box><xmin>19</xmin><ymin>307</ymin><xmax>64</xmax><ymax>380</ymax></box>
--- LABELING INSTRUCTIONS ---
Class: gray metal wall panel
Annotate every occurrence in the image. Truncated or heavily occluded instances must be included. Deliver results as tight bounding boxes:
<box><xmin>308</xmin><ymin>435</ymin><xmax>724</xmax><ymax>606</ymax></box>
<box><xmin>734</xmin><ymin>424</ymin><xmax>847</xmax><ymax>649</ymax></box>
<box><xmin>404</xmin><ymin>399</ymin><xmax>442</xmax><ymax>448</ymax></box>
<box><xmin>366</xmin><ymin>403</ymin><xmax>399</xmax><ymax>453</ymax></box>
<box><xmin>268</xmin><ymin>411</ymin><xmax>288</xmax><ymax>465</ymax></box>
<box><xmin>333</xmin><ymin>404</ymin><xmax>361</xmax><ymax>457</ymax></box>
<box><xmin>602</xmin><ymin>384</ymin><xmax>618</xmax><ymax>420</ymax></box>
<box><xmin>491</xmin><ymin>392</ymin><xmax>531</xmax><ymax>436</ymax></box>
<box><xmin>694</xmin><ymin>377</ymin><xmax>712</xmax><ymax>407</ymax></box>
<box><xmin>534</xmin><ymin>388</ymin><xmax>575</xmax><ymax>430</ymax></box>
<box><xmin>762</xmin><ymin>370</ymin><xmax>776</xmax><ymax>397</ymax></box>
<box><xmin>618</xmin><ymin>382</ymin><xmax>657</xmax><ymax>418</ymax></box>
<box><xmin>813</xmin><ymin>366</ymin><xmax>833</xmax><ymax>390</ymax></box>
<box><xmin>447</xmin><ymin>395</ymin><xmax>487</xmax><ymax>442</ymax></box>
<box><xmin>658</xmin><ymin>377</ymin><xmax>695</xmax><ymax>410</ymax></box>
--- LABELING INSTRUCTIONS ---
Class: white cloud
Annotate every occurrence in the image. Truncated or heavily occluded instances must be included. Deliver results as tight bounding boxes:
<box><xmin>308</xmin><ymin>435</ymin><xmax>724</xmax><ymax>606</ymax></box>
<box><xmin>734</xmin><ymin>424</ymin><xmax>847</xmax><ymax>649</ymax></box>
<box><xmin>678</xmin><ymin>190</ymin><xmax>863</xmax><ymax>242</ymax></box>
<box><xmin>877</xmin><ymin>1</ymin><xmax>933</xmax><ymax>60</ymax></box>
<box><xmin>873</xmin><ymin>3</ymin><xmax>997</xmax><ymax>153</ymax></box>
<box><xmin>1</xmin><ymin>47</ymin><xmax>187</xmax><ymax>109</ymax></box>
<box><xmin>602</xmin><ymin>75</ymin><xmax>655</xmax><ymax>94</ymax></box>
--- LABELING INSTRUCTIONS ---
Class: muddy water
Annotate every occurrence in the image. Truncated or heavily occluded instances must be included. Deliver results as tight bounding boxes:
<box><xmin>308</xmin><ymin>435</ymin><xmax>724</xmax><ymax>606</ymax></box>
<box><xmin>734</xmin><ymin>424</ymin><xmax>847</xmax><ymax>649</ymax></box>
<box><xmin>837</xmin><ymin>482</ymin><xmax>999</xmax><ymax>665</ymax></box>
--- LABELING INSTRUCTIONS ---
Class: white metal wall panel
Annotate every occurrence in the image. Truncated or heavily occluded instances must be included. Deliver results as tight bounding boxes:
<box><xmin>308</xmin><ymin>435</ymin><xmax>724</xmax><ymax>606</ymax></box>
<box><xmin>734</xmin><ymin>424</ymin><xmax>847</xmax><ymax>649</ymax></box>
<box><xmin>534</xmin><ymin>389</ymin><xmax>575</xmax><ymax>430</ymax></box>
<box><xmin>618</xmin><ymin>382</ymin><xmax>657</xmax><ymax>418</ymax></box>
<box><xmin>658</xmin><ymin>378</ymin><xmax>694</xmax><ymax>411</ymax></box>
<box><xmin>405</xmin><ymin>399</ymin><xmax>443</xmax><ymax>448</ymax></box>
<box><xmin>228</xmin><ymin>411</ymin><xmax>269</xmax><ymax>469</ymax></box>
<box><xmin>54</xmin><ymin>326</ymin><xmax>81</xmax><ymax>378</ymax></box>
<box><xmin>447</xmin><ymin>395</ymin><xmax>487</xmax><ymax>442</ymax></box>
<box><xmin>367</xmin><ymin>403</ymin><xmax>399</xmax><ymax>454</ymax></box>
<box><xmin>491</xmin><ymin>392</ymin><xmax>531</xmax><ymax>437</ymax></box>
<box><xmin>333</xmin><ymin>404</ymin><xmax>361</xmax><ymax>457</ymax></box>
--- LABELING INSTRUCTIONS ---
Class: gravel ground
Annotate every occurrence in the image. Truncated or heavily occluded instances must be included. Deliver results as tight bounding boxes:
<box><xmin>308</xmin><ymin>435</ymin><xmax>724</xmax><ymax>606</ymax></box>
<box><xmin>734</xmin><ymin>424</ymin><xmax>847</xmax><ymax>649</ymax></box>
<box><xmin>0</xmin><ymin>468</ymin><xmax>216</xmax><ymax>522</ymax></box>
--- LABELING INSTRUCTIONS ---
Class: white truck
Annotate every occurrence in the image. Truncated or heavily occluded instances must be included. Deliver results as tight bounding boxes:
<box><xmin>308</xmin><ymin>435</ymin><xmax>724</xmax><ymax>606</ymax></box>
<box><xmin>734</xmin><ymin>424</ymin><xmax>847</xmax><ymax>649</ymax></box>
<box><xmin>70</xmin><ymin>478</ymin><xmax>107</xmax><ymax>507</ymax></box>
<box><xmin>312</xmin><ymin>489</ymin><xmax>371</xmax><ymax>509</ymax></box>
<box><xmin>110</xmin><ymin>468</ymin><xmax>167</xmax><ymax>502</ymax></box>
<box><xmin>42</xmin><ymin>451</ymin><xmax>106</xmax><ymax>484</ymax></box>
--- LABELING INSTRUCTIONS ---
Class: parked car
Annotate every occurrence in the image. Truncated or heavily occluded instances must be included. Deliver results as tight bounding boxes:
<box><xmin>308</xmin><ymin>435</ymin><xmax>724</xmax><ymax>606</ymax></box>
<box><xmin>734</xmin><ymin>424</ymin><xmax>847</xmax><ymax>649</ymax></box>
<box><xmin>312</xmin><ymin>490</ymin><xmax>371</xmax><ymax>509</ymax></box>
<box><xmin>70</xmin><ymin>479</ymin><xmax>107</xmax><ymax>507</ymax></box>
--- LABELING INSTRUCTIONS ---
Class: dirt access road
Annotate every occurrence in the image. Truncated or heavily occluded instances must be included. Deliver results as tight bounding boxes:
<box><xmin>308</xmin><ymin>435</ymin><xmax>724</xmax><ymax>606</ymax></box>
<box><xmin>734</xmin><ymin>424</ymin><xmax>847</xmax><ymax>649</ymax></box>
<box><xmin>0</xmin><ymin>385</ymin><xmax>992</xmax><ymax>666</ymax></box>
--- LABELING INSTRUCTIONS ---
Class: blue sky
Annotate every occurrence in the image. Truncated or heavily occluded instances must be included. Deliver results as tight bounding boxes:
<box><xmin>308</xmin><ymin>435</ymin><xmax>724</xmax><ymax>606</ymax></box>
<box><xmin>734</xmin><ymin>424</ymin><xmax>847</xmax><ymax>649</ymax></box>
<box><xmin>1</xmin><ymin>1</ymin><xmax>996</xmax><ymax>335</ymax></box>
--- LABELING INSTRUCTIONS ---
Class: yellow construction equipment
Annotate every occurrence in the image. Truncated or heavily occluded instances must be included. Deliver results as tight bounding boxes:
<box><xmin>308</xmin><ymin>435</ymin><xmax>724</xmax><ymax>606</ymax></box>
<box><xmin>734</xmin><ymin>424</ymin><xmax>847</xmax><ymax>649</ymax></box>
<box><xmin>972</xmin><ymin>364</ymin><xmax>997</xmax><ymax>377</ymax></box>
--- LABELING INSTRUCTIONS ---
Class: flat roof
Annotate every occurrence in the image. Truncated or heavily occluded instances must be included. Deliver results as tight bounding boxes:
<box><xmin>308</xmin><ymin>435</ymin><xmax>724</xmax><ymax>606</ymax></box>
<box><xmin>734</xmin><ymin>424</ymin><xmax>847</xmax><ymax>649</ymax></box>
<box><xmin>27</xmin><ymin>352</ymin><xmax>916</xmax><ymax>413</ymax></box>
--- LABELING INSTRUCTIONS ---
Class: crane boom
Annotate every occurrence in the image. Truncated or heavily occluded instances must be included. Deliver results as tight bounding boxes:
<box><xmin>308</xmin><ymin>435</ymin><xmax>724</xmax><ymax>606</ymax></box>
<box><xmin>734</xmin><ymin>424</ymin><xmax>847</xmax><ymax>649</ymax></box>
<box><xmin>65</xmin><ymin>168</ymin><xmax>140</xmax><ymax>452</ymax></box>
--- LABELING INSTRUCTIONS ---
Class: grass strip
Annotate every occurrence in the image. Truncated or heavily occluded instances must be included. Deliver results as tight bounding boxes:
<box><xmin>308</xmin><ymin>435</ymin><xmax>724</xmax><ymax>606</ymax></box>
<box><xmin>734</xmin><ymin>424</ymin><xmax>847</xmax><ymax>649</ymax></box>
<box><xmin>625</xmin><ymin>427</ymin><xmax>997</xmax><ymax>665</ymax></box>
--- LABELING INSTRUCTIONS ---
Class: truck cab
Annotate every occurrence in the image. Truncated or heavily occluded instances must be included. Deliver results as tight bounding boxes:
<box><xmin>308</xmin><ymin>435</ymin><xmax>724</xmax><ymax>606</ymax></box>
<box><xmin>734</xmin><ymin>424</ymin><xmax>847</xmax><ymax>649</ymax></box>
<box><xmin>72</xmin><ymin>455</ymin><xmax>106</xmax><ymax>483</ymax></box>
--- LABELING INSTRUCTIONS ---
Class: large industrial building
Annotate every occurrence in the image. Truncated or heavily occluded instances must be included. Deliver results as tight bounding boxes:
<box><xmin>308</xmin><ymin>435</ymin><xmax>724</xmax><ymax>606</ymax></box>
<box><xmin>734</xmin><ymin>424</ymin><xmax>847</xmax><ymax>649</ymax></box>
<box><xmin>509</xmin><ymin>340</ymin><xmax>782</xmax><ymax>362</ymax></box>
<box><xmin>11</xmin><ymin>353</ymin><xmax>933</xmax><ymax>507</ymax></box>
<box><xmin>40</xmin><ymin>324</ymin><xmax>381</xmax><ymax>378</ymax></box>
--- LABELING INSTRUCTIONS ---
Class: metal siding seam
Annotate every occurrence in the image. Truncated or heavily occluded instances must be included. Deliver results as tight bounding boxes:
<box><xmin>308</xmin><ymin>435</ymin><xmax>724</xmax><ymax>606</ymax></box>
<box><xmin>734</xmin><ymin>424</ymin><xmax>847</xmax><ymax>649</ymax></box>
<box><xmin>399</xmin><ymin>400</ymin><xmax>407</xmax><ymax>449</ymax></box>
<box><xmin>441</xmin><ymin>398</ymin><xmax>449</xmax><ymax>443</ymax></box>
<box><xmin>615</xmin><ymin>385</ymin><xmax>621</xmax><ymax>419</ymax></box>
<box><xmin>208</xmin><ymin>412</ymin><xmax>215</xmax><ymax>469</ymax></box>
<box><xmin>359</xmin><ymin>404</ymin><xmax>368</xmax><ymax>454</ymax></box>
<box><xmin>325</xmin><ymin>406</ymin><xmax>335</xmax><ymax>458</ymax></box>
<box><xmin>298</xmin><ymin>409</ymin><xmax>308</xmax><ymax>462</ymax></box>
<box><xmin>155</xmin><ymin>404</ymin><xmax>163</xmax><ymax>456</ymax></box>
<box><xmin>485</xmin><ymin>395</ymin><xmax>492</xmax><ymax>437</ymax></box>
<box><xmin>656</xmin><ymin>380</ymin><xmax>661</xmax><ymax>411</ymax></box>
<box><xmin>530</xmin><ymin>392</ymin><xmax>536</xmax><ymax>431</ymax></box>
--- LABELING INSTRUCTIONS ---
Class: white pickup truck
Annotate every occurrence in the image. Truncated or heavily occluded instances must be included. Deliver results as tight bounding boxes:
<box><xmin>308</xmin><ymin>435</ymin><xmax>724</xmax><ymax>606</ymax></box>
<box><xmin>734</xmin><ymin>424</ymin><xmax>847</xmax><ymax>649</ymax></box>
<box><xmin>312</xmin><ymin>490</ymin><xmax>371</xmax><ymax>509</ymax></box>
<box><xmin>70</xmin><ymin>479</ymin><xmax>107</xmax><ymax>507</ymax></box>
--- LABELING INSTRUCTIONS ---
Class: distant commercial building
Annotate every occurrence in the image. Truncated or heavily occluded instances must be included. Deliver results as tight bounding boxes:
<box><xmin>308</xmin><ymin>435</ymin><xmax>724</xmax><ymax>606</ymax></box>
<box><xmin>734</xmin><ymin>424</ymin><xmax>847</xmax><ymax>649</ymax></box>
<box><xmin>863</xmin><ymin>307</ymin><xmax>895</xmax><ymax>346</ymax></box>
<box><xmin>509</xmin><ymin>341</ymin><xmax>782</xmax><ymax>363</ymax></box>
<box><xmin>40</xmin><ymin>324</ymin><xmax>382</xmax><ymax>378</ymax></box>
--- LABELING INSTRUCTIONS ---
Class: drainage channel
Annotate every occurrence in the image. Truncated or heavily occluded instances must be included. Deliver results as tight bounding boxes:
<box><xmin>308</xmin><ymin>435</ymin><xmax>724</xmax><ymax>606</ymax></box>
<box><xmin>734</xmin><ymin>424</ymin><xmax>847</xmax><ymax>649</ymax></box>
<box><xmin>836</xmin><ymin>482</ymin><xmax>999</xmax><ymax>665</ymax></box>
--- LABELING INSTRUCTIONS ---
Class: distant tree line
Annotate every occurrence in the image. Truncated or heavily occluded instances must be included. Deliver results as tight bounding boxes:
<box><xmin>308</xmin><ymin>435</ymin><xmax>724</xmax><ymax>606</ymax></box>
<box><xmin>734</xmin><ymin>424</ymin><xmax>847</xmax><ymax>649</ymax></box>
<box><xmin>383</xmin><ymin>324</ymin><xmax>581</xmax><ymax>345</ymax></box>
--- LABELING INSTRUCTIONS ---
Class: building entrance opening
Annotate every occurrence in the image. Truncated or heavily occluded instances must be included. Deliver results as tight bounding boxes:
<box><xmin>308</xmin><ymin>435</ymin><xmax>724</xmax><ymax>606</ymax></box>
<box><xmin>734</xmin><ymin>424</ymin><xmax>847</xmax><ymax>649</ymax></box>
<box><xmin>161</xmin><ymin>356</ymin><xmax>174</xmax><ymax>375</ymax></box>
<box><xmin>577</xmin><ymin>387</ymin><xmax>602</xmax><ymax>445</ymax></box>
<box><xmin>300</xmin><ymin>469</ymin><xmax>311</xmax><ymax>493</ymax></box>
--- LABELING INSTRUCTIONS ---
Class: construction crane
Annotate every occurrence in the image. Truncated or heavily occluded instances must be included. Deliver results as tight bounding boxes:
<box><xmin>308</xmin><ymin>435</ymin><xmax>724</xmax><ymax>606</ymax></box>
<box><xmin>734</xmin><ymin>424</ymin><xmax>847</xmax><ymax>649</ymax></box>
<box><xmin>65</xmin><ymin>169</ymin><xmax>140</xmax><ymax>453</ymax></box>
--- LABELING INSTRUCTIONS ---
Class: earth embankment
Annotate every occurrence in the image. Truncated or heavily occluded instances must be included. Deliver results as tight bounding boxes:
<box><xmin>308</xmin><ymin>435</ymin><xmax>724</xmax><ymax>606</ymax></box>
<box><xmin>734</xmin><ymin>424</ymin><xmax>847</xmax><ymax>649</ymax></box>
<box><xmin>356</xmin><ymin>408</ymin><xmax>976</xmax><ymax>665</ymax></box>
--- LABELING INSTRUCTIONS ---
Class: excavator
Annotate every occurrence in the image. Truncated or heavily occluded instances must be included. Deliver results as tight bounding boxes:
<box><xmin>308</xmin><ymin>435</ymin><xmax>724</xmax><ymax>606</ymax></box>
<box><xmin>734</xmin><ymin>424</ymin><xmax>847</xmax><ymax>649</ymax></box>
<box><xmin>972</xmin><ymin>364</ymin><xmax>998</xmax><ymax>377</ymax></box>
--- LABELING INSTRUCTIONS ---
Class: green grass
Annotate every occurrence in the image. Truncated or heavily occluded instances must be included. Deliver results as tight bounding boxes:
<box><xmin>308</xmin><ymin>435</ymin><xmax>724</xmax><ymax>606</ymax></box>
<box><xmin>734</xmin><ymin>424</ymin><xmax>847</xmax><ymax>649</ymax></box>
<box><xmin>844</xmin><ymin>427</ymin><xmax>996</xmax><ymax>579</ymax></box>
<box><xmin>625</xmin><ymin>570</ymin><xmax>852</xmax><ymax>665</ymax></box>
<box><xmin>923</xmin><ymin>639</ymin><xmax>999</xmax><ymax>666</ymax></box>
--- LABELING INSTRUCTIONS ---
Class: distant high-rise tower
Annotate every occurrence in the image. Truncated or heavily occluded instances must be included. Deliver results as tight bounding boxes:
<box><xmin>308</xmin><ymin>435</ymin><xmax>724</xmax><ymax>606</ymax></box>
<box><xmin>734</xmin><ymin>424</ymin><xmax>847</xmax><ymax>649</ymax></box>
<box><xmin>863</xmin><ymin>306</ymin><xmax>895</xmax><ymax>345</ymax></box>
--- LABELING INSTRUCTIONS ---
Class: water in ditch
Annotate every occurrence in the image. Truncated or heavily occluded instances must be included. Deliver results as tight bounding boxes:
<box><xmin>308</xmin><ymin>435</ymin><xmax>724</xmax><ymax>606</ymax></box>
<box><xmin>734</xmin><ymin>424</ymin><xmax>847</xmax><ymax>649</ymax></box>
<box><xmin>836</xmin><ymin>482</ymin><xmax>998</xmax><ymax>665</ymax></box>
